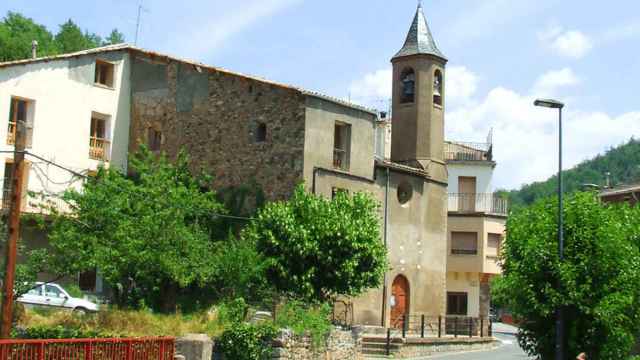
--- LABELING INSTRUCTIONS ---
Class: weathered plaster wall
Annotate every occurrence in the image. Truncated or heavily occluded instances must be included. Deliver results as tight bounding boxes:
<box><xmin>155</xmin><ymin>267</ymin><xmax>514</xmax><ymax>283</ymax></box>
<box><xmin>446</xmin><ymin>272</ymin><xmax>480</xmax><ymax>317</ymax></box>
<box><xmin>313</xmin><ymin>165</ymin><xmax>448</xmax><ymax>326</ymax></box>
<box><xmin>0</xmin><ymin>51</ymin><xmax>131</xmax><ymax>200</ymax></box>
<box><xmin>129</xmin><ymin>54</ymin><xmax>307</xmax><ymax>201</ymax></box>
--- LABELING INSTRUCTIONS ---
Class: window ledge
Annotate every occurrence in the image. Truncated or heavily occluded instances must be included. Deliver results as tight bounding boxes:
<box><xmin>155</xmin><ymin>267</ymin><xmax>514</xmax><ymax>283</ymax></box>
<box><xmin>434</xmin><ymin>103</ymin><xmax>443</xmax><ymax>110</ymax></box>
<box><xmin>450</xmin><ymin>253</ymin><xmax>479</xmax><ymax>256</ymax></box>
<box><xmin>93</xmin><ymin>83</ymin><xmax>115</xmax><ymax>91</ymax></box>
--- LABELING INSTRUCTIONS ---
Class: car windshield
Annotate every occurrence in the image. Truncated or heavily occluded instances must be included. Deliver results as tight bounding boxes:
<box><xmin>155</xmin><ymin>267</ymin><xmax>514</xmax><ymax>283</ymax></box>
<box><xmin>45</xmin><ymin>284</ymin><xmax>65</xmax><ymax>298</ymax></box>
<box><xmin>27</xmin><ymin>285</ymin><xmax>42</xmax><ymax>296</ymax></box>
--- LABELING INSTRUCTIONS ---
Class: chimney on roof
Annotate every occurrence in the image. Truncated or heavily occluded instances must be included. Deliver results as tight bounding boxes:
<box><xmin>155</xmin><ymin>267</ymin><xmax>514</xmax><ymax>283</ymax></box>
<box><xmin>605</xmin><ymin>172</ymin><xmax>611</xmax><ymax>188</ymax></box>
<box><xmin>31</xmin><ymin>40</ymin><xmax>38</xmax><ymax>59</ymax></box>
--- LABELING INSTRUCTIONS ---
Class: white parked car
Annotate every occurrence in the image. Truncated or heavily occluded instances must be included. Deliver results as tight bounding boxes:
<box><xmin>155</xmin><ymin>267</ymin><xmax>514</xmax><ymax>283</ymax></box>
<box><xmin>17</xmin><ymin>282</ymin><xmax>99</xmax><ymax>313</ymax></box>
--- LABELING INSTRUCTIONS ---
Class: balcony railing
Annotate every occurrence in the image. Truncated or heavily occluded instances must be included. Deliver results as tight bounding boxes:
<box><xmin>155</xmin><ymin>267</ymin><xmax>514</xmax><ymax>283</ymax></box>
<box><xmin>89</xmin><ymin>137</ymin><xmax>110</xmax><ymax>161</ymax></box>
<box><xmin>444</xmin><ymin>142</ymin><xmax>492</xmax><ymax>162</ymax></box>
<box><xmin>333</xmin><ymin>148</ymin><xmax>348</xmax><ymax>170</ymax></box>
<box><xmin>448</xmin><ymin>193</ymin><xmax>508</xmax><ymax>216</ymax></box>
<box><xmin>7</xmin><ymin>121</ymin><xmax>16</xmax><ymax>145</ymax></box>
<box><xmin>2</xmin><ymin>189</ymin><xmax>72</xmax><ymax>214</ymax></box>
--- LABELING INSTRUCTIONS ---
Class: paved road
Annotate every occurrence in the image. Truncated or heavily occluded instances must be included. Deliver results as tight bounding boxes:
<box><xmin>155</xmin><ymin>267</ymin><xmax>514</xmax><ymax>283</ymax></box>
<box><xmin>422</xmin><ymin>323</ymin><xmax>533</xmax><ymax>360</ymax></box>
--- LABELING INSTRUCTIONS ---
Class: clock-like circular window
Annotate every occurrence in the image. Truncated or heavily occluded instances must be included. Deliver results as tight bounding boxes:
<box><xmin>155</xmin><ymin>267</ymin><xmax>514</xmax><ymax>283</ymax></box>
<box><xmin>397</xmin><ymin>181</ymin><xmax>413</xmax><ymax>205</ymax></box>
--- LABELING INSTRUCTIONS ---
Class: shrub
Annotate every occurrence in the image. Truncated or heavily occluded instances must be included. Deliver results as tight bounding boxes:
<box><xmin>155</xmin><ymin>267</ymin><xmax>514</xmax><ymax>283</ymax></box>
<box><xmin>216</xmin><ymin>322</ymin><xmax>278</xmax><ymax>360</ymax></box>
<box><xmin>216</xmin><ymin>298</ymin><xmax>248</xmax><ymax>325</ymax></box>
<box><xmin>275</xmin><ymin>301</ymin><xmax>331</xmax><ymax>348</ymax></box>
<box><xmin>14</xmin><ymin>325</ymin><xmax>107</xmax><ymax>339</ymax></box>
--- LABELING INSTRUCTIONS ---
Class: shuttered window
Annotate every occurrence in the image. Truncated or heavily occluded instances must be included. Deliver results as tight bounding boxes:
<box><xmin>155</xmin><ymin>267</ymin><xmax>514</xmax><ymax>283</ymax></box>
<box><xmin>447</xmin><ymin>292</ymin><xmax>468</xmax><ymax>315</ymax></box>
<box><xmin>487</xmin><ymin>233</ymin><xmax>502</xmax><ymax>257</ymax></box>
<box><xmin>451</xmin><ymin>232</ymin><xmax>478</xmax><ymax>255</ymax></box>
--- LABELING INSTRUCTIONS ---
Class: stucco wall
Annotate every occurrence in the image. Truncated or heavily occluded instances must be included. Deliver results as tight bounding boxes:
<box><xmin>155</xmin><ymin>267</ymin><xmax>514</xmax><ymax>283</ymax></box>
<box><xmin>303</xmin><ymin>96</ymin><xmax>376</xmax><ymax>183</ymax></box>
<box><xmin>312</xmin><ymin>165</ymin><xmax>448</xmax><ymax>326</ymax></box>
<box><xmin>128</xmin><ymin>54</ymin><xmax>307</xmax><ymax>201</ymax></box>
<box><xmin>0</xmin><ymin>51</ymin><xmax>131</xmax><ymax>201</ymax></box>
<box><xmin>447</xmin><ymin>163</ymin><xmax>494</xmax><ymax>194</ymax></box>
<box><xmin>446</xmin><ymin>272</ymin><xmax>480</xmax><ymax>317</ymax></box>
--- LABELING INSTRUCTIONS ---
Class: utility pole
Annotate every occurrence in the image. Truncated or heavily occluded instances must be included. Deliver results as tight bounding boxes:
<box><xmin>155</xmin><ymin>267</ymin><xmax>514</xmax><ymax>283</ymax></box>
<box><xmin>135</xmin><ymin>3</ymin><xmax>142</xmax><ymax>45</ymax></box>
<box><xmin>1</xmin><ymin>116</ymin><xmax>26</xmax><ymax>338</ymax></box>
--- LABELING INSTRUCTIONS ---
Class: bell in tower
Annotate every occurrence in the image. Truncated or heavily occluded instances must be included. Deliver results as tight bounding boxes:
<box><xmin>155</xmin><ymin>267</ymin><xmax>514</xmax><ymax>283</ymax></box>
<box><xmin>390</xmin><ymin>2</ymin><xmax>447</xmax><ymax>182</ymax></box>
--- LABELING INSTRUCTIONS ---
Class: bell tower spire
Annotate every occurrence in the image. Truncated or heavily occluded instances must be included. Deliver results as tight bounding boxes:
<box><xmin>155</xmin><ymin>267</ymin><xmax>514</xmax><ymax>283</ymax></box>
<box><xmin>390</xmin><ymin>3</ymin><xmax>447</xmax><ymax>182</ymax></box>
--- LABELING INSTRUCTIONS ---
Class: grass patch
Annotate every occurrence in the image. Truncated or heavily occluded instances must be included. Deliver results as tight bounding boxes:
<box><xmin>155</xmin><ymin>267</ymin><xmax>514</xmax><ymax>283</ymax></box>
<box><xmin>18</xmin><ymin>306</ymin><xmax>229</xmax><ymax>338</ymax></box>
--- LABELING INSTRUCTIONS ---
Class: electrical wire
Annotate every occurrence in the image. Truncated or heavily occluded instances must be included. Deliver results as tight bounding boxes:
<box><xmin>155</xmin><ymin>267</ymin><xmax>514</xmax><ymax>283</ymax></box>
<box><xmin>0</xmin><ymin>149</ymin><xmax>253</xmax><ymax>221</ymax></box>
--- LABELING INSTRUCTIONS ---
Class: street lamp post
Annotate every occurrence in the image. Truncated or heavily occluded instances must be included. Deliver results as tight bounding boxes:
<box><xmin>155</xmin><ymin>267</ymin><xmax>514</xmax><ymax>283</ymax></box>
<box><xmin>534</xmin><ymin>98</ymin><xmax>565</xmax><ymax>360</ymax></box>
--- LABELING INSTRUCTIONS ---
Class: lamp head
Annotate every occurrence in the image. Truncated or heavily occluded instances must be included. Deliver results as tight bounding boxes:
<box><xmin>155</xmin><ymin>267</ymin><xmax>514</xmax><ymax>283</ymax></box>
<box><xmin>534</xmin><ymin>98</ymin><xmax>564</xmax><ymax>109</ymax></box>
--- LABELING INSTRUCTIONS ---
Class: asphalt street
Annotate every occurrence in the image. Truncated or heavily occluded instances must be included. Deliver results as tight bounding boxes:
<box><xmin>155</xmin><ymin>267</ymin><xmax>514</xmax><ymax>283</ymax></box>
<box><xmin>420</xmin><ymin>323</ymin><xmax>533</xmax><ymax>360</ymax></box>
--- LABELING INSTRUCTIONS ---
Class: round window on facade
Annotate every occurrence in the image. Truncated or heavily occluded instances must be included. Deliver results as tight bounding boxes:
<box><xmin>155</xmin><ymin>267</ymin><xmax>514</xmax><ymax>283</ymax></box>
<box><xmin>397</xmin><ymin>181</ymin><xmax>413</xmax><ymax>205</ymax></box>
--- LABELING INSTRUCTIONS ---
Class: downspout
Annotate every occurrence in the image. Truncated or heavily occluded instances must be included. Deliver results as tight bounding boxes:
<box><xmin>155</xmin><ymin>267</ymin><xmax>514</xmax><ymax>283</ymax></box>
<box><xmin>381</xmin><ymin>167</ymin><xmax>390</xmax><ymax>327</ymax></box>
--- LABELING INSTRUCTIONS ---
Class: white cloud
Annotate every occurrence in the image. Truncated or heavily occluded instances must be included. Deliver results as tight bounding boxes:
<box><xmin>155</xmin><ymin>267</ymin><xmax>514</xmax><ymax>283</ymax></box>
<box><xmin>446</xmin><ymin>66</ymin><xmax>479</xmax><ymax>106</ymax></box>
<box><xmin>540</xmin><ymin>27</ymin><xmax>593</xmax><ymax>59</ymax></box>
<box><xmin>348</xmin><ymin>69</ymin><xmax>392</xmax><ymax>106</ymax></box>
<box><xmin>163</xmin><ymin>0</ymin><xmax>302</xmax><ymax>59</ymax></box>
<box><xmin>446</xmin><ymin>68</ymin><xmax>639</xmax><ymax>190</ymax></box>
<box><xmin>531</xmin><ymin>68</ymin><xmax>580</xmax><ymax>97</ymax></box>
<box><xmin>347</xmin><ymin>65</ymin><xmax>479</xmax><ymax>109</ymax></box>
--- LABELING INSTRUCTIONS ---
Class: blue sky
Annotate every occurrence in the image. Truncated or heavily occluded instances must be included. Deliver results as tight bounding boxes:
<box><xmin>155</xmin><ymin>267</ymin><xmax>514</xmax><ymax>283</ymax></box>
<box><xmin>3</xmin><ymin>0</ymin><xmax>640</xmax><ymax>189</ymax></box>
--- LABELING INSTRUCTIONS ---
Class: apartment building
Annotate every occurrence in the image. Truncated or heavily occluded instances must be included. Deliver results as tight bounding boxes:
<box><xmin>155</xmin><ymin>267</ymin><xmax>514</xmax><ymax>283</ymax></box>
<box><xmin>445</xmin><ymin>135</ymin><xmax>507</xmax><ymax>319</ymax></box>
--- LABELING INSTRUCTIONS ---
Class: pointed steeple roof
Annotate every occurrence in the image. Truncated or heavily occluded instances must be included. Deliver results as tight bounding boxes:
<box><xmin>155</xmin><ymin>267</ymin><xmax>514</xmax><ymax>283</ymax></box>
<box><xmin>393</xmin><ymin>3</ymin><xmax>446</xmax><ymax>61</ymax></box>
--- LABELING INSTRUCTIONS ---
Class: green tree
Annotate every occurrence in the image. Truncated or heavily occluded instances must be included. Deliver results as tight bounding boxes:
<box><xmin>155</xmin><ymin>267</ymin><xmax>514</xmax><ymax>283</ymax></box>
<box><xmin>104</xmin><ymin>29</ymin><xmax>125</xmax><ymax>45</ymax></box>
<box><xmin>0</xmin><ymin>12</ymin><xmax>56</xmax><ymax>61</ymax></box>
<box><xmin>243</xmin><ymin>184</ymin><xmax>387</xmax><ymax>303</ymax></box>
<box><xmin>493</xmin><ymin>192</ymin><xmax>640</xmax><ymax>359</ymax></box>
<box><xmin>46</xmin><ymin>147</ymin><xmax>225</xmax><ymax>311</ymax></box>
<box><xmin>54</xmin><ymin>20</ymin><xmax>99</xmax><ymax>54</ymax></box>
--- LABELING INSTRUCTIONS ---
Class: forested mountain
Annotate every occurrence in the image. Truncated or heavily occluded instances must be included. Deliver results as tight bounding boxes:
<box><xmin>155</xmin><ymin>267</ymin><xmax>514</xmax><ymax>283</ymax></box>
<box><xmin>499</xmin><ymin>138</ymin><xmax>640</xmax><ymax>208</ymax></box>
<box><xmin>0</xmin><ymin>12</ymin><xmax>125</xmax><ymax>62</ymax></box>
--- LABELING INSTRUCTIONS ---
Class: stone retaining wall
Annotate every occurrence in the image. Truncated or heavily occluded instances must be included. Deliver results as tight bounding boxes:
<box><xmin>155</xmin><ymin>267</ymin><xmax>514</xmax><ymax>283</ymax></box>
<box><xmin>396</xmin><ymin>337</ymin><xmax>499</xmax><ymax>358</ymax></box>
<box><xmin>272</xmin><ymin>328</ymin><xmax>362</xmax><ymax>360</ymax></box>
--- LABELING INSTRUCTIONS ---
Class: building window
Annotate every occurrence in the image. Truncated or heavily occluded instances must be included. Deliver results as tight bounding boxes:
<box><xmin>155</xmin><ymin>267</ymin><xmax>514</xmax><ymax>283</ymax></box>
<box><xmin>7</xmin><ymin>97</ymin><xmax>35</xmax><ymax>148</ymax></box>
<box><xmin>400</xmin><ymin>68</ymin><xmax>415</xmax><ymax>104</ymax></box>
<box><xmin>397</xmin><ymin>181</ymin><xmax>413</xmax><ymax>205</ymax></box>
<box><xmin>487</xmin><ymin>233</ymin><xmax>502</xmax><ymax>257</ymax></box>
<box><xmin>94</xmin><ymin>60</ymin><xmax>115</xmax><ymax>88</ymax></box>
<box><xmin>331</xmin><ymin>187</ymin><xmax>349</xmax><ymax>200</ymax></box>
<box><xmin>447</xmin><ymin>292</ymin><xmax>468</xmax><ymax>315</ymax></box>
<box><xmin>148</xmin><ymin>128</ymin><xmax>163</xmax><ymax>151</ymax></box>
<box><xmin>451</xmin><ymin>232</ymin><xmax>478</xmax><ymax>255</ymax></box>
<box><xmin>255</xmin><ymin>123</ymin><xmax>267</xmax><ymax>142</ymax></box>
<box><xmin>333</xmin><ymin>122</ymin><xmax>351</xmax><ymax>171</ymax></box>
<box><xmin>89</xmin><ymin>114</ymin><xmax>110</xmax><ymax>161</ymax></box>
<box><xmin>433</xmin><ymin>70</ymin><xmax>443</xmax><ymax>106</ymax></box>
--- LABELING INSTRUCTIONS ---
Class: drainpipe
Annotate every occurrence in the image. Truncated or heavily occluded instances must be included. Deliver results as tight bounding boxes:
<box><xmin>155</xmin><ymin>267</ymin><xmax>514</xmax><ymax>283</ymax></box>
<box><xmin>381</xmin><ymin>167</ymin><xmax>390</xmax><ymax>327</ymax></box>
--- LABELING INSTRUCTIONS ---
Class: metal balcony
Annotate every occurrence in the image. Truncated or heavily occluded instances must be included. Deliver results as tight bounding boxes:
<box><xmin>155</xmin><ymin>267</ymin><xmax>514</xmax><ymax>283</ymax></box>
<box><xmin>448</xmin><ymin>193</ymin><xmax>508</xmax><ymax>216</ymax></box>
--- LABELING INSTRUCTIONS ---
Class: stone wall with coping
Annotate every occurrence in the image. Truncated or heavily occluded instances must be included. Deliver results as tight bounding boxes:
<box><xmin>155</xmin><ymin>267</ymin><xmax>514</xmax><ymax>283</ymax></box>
<box><xmin>396</xmin><ymin>337</ymin><xmax>498</xmax><ymax>358</ymax></box>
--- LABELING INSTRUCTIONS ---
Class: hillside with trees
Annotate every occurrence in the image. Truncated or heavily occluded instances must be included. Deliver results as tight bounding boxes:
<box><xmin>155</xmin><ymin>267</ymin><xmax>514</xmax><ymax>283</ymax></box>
<box><xmin>499</xmin><ymin>138</ymin><xmax>640</xmax><ymax>208</ymax></box>
<box><xmin>0</xmin><ymin>11</ymin><xmax>124</xmax><ymax>62</ymax></box>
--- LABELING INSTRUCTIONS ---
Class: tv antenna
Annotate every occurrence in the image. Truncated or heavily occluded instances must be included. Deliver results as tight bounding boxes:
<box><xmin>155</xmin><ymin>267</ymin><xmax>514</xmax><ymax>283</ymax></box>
<box><xmin>135</xmin><ymin>1</ymin><xmax>150</xmax><ymax>45</ymax></box>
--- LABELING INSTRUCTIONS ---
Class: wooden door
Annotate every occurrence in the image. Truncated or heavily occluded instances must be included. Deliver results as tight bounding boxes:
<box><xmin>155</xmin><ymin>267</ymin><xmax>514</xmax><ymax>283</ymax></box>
<box><xmin>390</xmin><ymin>275</ymin><xmax>410</xmax><ymax>328</ymax></box>
<box><xmin>458</xmin><ymin>176</ymin><xmax>477</xmax><ymax>212</ymax></box>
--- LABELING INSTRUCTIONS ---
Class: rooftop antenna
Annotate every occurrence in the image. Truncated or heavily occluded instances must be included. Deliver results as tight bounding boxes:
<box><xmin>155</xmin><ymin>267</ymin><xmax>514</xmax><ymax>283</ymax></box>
<box><xmin>134</xmin><ymin>1</ymin><xmax>149</xmax><ymax>45</ymax></box>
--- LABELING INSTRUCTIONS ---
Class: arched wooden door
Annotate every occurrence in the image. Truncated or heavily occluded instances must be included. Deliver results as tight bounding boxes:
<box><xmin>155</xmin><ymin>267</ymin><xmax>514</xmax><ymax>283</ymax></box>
<box><xmin>390</xmin><ymin>275</ymin><xmax>410</xmax><ymax>328</ymax></box>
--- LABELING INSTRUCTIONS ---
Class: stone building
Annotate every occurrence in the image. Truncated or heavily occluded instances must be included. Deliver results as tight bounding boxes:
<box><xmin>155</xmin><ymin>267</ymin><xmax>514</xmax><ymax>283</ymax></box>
<box><xmin>0</xmin><ymin>4</ymin><xmax>504</xmax><ymax>324</ymax></box>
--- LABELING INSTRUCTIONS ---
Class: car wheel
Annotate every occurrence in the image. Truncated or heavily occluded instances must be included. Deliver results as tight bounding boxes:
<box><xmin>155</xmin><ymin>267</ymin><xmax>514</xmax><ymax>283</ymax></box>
<box><xmin>73</xmin><ymin>307</ymin><xmax>88</xmax><ymax>316</ymax></box>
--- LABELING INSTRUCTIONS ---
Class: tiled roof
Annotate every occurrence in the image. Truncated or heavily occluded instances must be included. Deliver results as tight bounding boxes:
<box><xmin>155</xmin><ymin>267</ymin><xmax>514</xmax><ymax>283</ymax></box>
<box><xmin>393</xmin><ymin>3</ymin><xmax>446</xmax><ymax>61</ymax></box>
<box><xmin>0</xmin><ymin>44</ymin><xmax>378</xmax><ymax>116</ymax></box>
<box><xmin>600</xmin><ymin>182</ymin><xmax>640</xmax><ymax>197</ymax></box>
<box><xmin>375</xmin><ymin>159</ymin><xmax>430</xmax><ymax>178</ymax></box>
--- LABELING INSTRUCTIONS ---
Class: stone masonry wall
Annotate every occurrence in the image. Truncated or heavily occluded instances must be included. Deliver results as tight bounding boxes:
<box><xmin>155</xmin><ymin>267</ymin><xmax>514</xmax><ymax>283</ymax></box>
<box><xmin>272</xmin><ymin>328</ymin><xmax>362</xmax><ymax>360</ymax></box>
<box><xmin>129</xmin><ymin>53</ymin><xmax>307</xmax><ymax>201</ymax></box>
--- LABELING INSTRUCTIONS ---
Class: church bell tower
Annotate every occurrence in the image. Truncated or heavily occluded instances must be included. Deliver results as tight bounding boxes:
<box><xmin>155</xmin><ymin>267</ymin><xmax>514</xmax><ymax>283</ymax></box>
<box><xmin>390</xmin><ymin>3</ymin><xmax>447</xmax><ymax>182</ymax></box>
